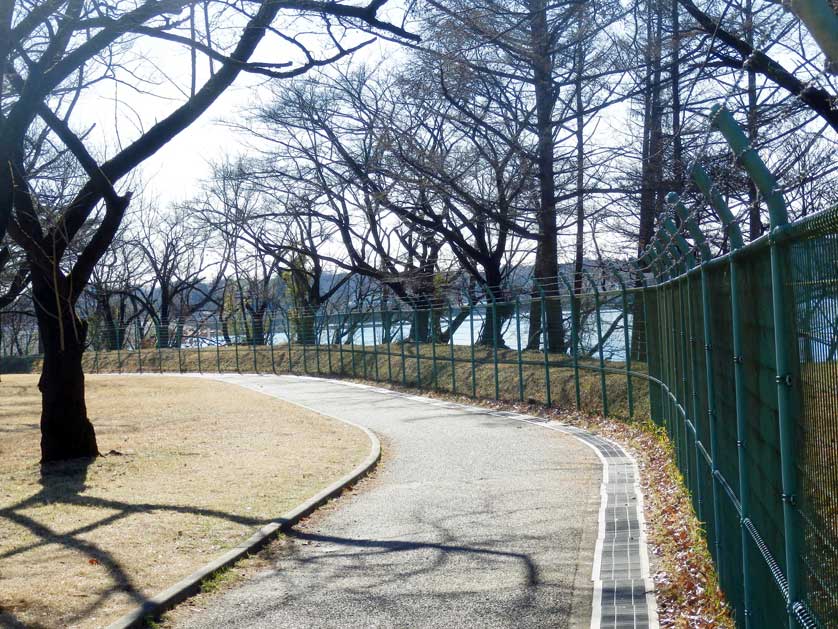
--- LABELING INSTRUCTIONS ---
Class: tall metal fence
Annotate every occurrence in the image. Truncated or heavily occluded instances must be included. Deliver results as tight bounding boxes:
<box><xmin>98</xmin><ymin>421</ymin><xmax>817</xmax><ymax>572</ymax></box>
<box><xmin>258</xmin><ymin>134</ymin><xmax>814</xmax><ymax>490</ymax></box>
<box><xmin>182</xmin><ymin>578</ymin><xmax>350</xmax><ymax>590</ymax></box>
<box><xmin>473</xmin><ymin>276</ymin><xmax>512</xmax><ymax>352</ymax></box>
<box><xmin>1</xmin><ymin>107</ymin><xmax>836</xmax><ymax>629</ymax></box>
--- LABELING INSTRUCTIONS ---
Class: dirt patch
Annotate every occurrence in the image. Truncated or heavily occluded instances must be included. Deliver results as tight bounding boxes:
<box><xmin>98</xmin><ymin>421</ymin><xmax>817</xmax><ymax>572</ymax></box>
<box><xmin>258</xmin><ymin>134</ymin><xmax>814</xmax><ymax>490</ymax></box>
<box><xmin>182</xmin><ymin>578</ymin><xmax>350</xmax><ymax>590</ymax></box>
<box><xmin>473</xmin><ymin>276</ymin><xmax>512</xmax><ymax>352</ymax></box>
<box><xmin>0</xmin><ymin>375</ymin><xmax>370</xmax><ymax>629</ymax></box>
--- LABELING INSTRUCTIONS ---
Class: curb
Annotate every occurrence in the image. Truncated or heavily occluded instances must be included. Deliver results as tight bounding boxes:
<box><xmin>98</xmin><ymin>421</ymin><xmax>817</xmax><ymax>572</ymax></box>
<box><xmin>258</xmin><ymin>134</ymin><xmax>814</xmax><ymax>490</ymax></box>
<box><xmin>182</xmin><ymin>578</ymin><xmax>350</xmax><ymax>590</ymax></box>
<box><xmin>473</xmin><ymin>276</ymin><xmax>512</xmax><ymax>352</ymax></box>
<box><xmin>105</xmin><ymin>385</ymin><xmax>381</xmax><ymax>629</ymax></box>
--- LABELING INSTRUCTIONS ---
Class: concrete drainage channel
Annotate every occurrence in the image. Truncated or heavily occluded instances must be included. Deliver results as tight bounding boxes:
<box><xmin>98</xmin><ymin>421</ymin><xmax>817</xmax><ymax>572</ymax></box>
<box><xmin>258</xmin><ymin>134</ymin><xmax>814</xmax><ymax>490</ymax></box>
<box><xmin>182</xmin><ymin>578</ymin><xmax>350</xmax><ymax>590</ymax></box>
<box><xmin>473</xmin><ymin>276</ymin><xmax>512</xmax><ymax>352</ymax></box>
<box><xmin>107</xmin><ymin>373</ymin><xmax>658</xmax><ymax>629</ymax></box>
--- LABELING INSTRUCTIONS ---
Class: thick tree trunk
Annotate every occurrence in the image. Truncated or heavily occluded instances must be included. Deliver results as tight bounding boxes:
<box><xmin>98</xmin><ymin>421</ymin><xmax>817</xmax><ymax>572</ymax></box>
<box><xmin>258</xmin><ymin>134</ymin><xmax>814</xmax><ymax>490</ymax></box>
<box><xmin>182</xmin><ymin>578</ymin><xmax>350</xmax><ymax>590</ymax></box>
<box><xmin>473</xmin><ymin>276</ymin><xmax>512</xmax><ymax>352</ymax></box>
<box><xmin>526</xmin><ymin>0</ymin><xmax>565</xmax><ymax>353</ymax></box>
<box><xmin>33</xmin><ymin>275</ymin><xmax>98</xmax><ymax>462</ymax></box>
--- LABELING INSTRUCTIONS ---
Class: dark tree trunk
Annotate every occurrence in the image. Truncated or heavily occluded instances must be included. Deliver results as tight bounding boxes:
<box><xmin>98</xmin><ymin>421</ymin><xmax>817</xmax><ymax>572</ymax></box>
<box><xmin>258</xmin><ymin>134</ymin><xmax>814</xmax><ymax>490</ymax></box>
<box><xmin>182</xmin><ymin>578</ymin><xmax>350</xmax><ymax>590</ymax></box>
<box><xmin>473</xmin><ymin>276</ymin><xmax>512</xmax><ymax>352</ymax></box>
<box><xmin>526</xmin><ymin>0</ymin><xmax>565</xmax><ymax>353</ymax></box>
<box><xmin>250</xmin><ymin>309</ymin><xmax>267</xmax><ymax>345</ymax></box>
<box><xmin>33</xmin><ymin>273</ymin><xmax>98</xmax><ymax>462</ymax></box>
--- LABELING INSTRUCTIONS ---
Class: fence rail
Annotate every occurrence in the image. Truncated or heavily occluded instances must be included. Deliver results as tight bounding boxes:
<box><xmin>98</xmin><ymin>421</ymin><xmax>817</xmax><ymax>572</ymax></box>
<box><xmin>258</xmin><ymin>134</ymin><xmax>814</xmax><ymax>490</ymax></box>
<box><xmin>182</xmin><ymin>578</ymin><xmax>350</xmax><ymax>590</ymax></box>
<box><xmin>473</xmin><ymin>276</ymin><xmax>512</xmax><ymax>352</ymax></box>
<box><xmin>1</xmin><ymin>107</ymin><xmax>836</xmax><ymax>629</ymax></box>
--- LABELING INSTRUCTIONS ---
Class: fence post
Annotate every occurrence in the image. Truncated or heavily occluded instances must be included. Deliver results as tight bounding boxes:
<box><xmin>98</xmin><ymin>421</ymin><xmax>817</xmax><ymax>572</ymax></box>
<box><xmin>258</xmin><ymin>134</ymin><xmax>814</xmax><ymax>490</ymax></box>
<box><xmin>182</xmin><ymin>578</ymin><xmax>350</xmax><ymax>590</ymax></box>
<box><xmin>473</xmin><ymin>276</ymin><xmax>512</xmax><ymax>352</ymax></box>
<box><xmin>251</xmin><ymin>316</ymin><xmax>258</xmax><ymax>374</ymax></box>
<box><xmin>649</xmin><ymin>239</ymin><xmax>675</xmax><ymax>439</ymax></box>
<box><xmin>399</xmin><ymin>305</ymin><xmax>407</xmax><ymax>387</ymax></box>
<box><xmin>650</xmin><ymin>238</ymin><xmax>674</xmax><ymax>445</ymax></box>
<box><xmin>115</xmin><ymin>324</ymin><xmax>122</xmax><ymax>374</ymax></box>
<box><xmin>610</xmin><ymin>263</ymin><xmax>634</xmax><ymax>419</ymax></box>
<box><xmin>559</xmin><ymin>272</ymin><xmax>580</xmax><ymax>410</ymax></box>
<box><xmin>196</xmin><ymin>319</ymin><xmax>202</xmax><ymax>373</ymax></box>
<box><xmin>430</xmin><ymin>303</ymin><xmax>438</xmax><ymax>391</ymax></box>
<box><xmin>663</xmin><ymin>218</ymin><xmax>698</xmax><ymax>492</ymax></box>
<box><xmin>468</xmin><ymin>293</ymin><xmax>476</xmax><ymax>398</ymax></box>
<box><xmin>156</xmin><ymin>323</ymin><xmax>163</xmax><ymax>373</ymax></box>
<box><xmin>350</xmin><ymin>307</ymin><xmax>358</xmax><ymax>378</ymax></box>
<box><xmin>686</xmin><ymin>168</ymin><xmax>754</xmax><ymax>626</ymax></box>
<box><xmin>358</xmin><ymin>308</ymin><xmax>366</xmax><ymax>380</ymax></box>
<box><xmin>583</xmin><ymin>269</ymin><xmax>609</xmax><ymax>416</ymax></box>
<box><xmin>487</xmin><ymin>287</ymin><xmax>500</xmax><ymax>400</ymax></box>
<box><xmin>669</xmin><ymin>193</ymin><xmax>714</xmax><ymax>524</ymax></box>
<box><xmin>413</xmin><ymin>306</ymin><xmax>421</xmax><ymax>388</ymax></box>
<box><xmin>136</xmin><ymin>320</ymin><xmax>143</xmax><ymax>374</ymax></box>
<box><xmin>215</xmin><ymin>318</ymin><xmax>221</xmax><ymax>373</ymax></box>
<box><xmin>286</xmin><ymin>312</ymin><xmax>293</xmax><ymax>374</ymax></box>
<box><xmin>515</xmin><ymin>294</ymin><xmax>524</xmax><ymax>401</ymax></box>
<box><xmin>535</xmin><ymin>280</ymin><xmax>552</xmax><ymax>407</ymax></box>
<box><xmin>232</xmin><ymin>317</ymin><xmax>240</xmax><ymax>373</ymax></box>
<box><xmin>713</xmin><ymin>104</ymin><xmax>801</xmax><ymax>627</ymax></box>
<box><xmin>385</xmin><ymin>301</ymin><xmax>393</xmax><ymax>385</ymax></box>
<box><xmin>448</xmin><ymin>302</ymin><xmax>456</xmax><ymax>395</ymax></box>
<box><xmin>372</xmin><ymin>306</ymin><xmax>380</xmax><ymax>383</ymax></box>
<box><xmin>302</xmin><ymin>309</ymin><xmax>310</xmax><ymax>375</ymax></box>
<box><xmin>268</xmin><ymin>311</ymin><xmax>276</xmax><ymax>374</ymax></box>
<box><xmin>689</xmin><ymin>225</ymin><xmax>725</xmax><ymax>575</ymax></box>
<box><xmin>324</xmin><ymin>310</ymin><xmax>332</xmax><ymax>375</ymax></box>
<box><xmin>314</xmin><ymin>309</ymin><xmax>321</xmax><ymax>375</ymax></box>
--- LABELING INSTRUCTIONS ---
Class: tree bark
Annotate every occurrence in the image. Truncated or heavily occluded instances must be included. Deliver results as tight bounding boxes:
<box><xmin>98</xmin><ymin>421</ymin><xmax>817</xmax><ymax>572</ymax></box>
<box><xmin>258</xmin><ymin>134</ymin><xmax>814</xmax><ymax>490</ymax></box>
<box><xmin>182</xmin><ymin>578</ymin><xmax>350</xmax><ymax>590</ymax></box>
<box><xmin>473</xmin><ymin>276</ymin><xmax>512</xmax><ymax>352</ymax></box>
<box><xmin>527</xmin><ymin>0</ymin><xmax>566</xmax><ymax>353</ymax></box>
<box><xmin>33</xmin><ymin>272</ymin><xmax>98</xmax><ymax>462</ymax></box>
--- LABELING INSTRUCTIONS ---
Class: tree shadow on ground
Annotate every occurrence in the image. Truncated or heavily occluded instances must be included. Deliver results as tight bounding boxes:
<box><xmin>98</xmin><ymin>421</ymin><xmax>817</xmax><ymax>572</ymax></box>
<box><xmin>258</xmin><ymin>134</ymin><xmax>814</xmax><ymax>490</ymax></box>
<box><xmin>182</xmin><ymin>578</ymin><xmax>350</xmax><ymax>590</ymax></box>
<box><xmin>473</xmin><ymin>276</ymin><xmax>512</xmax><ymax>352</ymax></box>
<box><xmin>0</xmin><ymin>457</ymin><xmax>268</xmax><ymax>627</ymax></box>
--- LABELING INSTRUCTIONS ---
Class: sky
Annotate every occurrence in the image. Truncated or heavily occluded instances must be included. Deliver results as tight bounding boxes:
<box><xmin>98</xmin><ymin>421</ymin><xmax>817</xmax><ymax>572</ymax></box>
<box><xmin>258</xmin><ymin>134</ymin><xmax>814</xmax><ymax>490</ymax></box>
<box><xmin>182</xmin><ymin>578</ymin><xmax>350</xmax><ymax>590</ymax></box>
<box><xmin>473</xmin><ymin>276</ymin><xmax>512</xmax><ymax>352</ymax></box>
<box><xmin>71</xmin><ymin>7</ymin><xmax>406</xmax><ymax>212</ymax></box>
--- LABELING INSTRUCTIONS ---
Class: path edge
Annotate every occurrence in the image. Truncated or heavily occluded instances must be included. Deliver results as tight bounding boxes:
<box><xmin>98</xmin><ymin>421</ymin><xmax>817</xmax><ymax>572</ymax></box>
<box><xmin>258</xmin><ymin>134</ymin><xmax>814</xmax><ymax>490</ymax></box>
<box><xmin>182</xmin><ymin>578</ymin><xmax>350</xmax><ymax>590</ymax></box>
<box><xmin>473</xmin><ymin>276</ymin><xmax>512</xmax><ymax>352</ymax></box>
<box><xmin>104</xmin><ymin>377</ymin><xmax>381</xmax><ymax>629</ymax></box>
<box><xmin>277</xmin><ymin>374</ymin><xmax>660</xmax><ymax>629</ymax></box>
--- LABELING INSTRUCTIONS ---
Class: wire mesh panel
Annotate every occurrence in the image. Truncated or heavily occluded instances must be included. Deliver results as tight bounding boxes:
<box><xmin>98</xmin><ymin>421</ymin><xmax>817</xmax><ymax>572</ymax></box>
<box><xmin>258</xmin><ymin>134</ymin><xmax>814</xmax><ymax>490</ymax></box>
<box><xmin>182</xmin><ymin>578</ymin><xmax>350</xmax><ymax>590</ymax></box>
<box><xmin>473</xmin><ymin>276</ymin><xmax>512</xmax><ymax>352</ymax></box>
<box><xmin>737</xmin><ymin>250</ymin><xmax>788</xmax><ymax>577</ymax></box>
<box><xmin>790</xmin><ymin>208</ymin><xmax>838</xmax><ymax>628</ymax></box>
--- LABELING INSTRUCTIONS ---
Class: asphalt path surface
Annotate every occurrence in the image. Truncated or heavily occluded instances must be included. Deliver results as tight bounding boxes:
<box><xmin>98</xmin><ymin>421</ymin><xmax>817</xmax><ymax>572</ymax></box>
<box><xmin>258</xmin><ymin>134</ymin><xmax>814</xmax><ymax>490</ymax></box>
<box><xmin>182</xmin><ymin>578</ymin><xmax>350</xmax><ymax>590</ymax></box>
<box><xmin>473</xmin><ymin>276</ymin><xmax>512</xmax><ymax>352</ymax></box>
<box><xmin>175</xmin><ymin>375</ymin><xmax>603</xmax><ymax>629</ymax></box>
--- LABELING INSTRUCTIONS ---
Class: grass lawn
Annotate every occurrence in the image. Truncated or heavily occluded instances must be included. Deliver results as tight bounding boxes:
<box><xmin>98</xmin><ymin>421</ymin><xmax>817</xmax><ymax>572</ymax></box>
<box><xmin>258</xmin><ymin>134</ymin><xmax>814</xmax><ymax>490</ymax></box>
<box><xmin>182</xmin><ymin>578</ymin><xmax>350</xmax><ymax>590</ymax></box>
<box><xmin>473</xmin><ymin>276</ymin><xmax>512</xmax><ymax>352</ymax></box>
<box><xmin>0</xmin><ymin>375</ymin><xmax>370</xmax><ymax>629</ymax></box>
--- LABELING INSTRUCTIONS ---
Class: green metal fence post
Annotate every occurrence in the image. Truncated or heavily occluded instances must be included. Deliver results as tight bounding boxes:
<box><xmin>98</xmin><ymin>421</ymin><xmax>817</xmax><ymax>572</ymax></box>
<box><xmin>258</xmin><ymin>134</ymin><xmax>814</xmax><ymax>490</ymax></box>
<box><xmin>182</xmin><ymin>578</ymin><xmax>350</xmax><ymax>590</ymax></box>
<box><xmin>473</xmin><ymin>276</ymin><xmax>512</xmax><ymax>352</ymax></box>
<box><xmin>325</xmin><ymin>311</ymin><xmax>332</xmax><ymax>375</ymax></box>
<box><xmin>215</xmin><ymin>318</ymin><xmax>221</xmax><ymax>373</ymax></box>
<box><xmin>430</xmin><ymin>304</ymin><xmax>438</xmax><ymax>391</ymax></box>
<box><xmin>413</xmin><ymin>306</ymin><xmax>421</xmax><ymax>387</ymax></box>
<box><xmin>535</xmin><ymin>280</ymin><xmax>552</xmax><ymax>407</ymax></box>
<box><xmin>584</xmin><ymin>269</ymin><xmax>609</xmax><ymax>416</ymax></box>
<box><xmin>448</xmin><ymin>303</ymin><xmax>456</xmax><ymax>395</ymax></box>
<box><xmin>399</xmin><ymin>306</ymin><xmax>407</xmax><ymax>387</ymax></box>
<box><xmin>515</xmin><ymin>294</ymin><xmax>524</xmax><ymax>401</ymax></box>
<box><xmin>663</xmin><ymin>218</ymin><xmax>697</xmax><ymax>490</ymax></box>
<box><xmin>232</xmin><ymin>317</ymin><xmax>241</xmax><ymax>373</ymax></box>
<box><xmin>115</xmin><ymin>325</ymin><xmax>122</xmax><ymax>373</ymax></box>
<box><xmin>372</xmin><ymin>307</ymin><xmax>380</xmax><ymax>383</ymax></box>
<box><xmin>559</xmin><ymin>272</ymin><xmax>581</xmax><ymax>410</ymax></box>
<box><xmin>488</xmin><ymin>288</ymin><xmax>500</xmax><ymax>400</ymax></box>
<box><xmin>350</xmin><ymin>308</ymin><xmax>358</xmax><ymax>378</ymax></box>
<box><xmin>669</xmin><ymin>193</ymin><xmax>714</xmax><ymax>523</ymax></box>
<box><xmin>156</xmin><ymin>323</ymin><xmax>163</xmax><ymax>373</ymax></box>
<box><xmin>611</xmin><ymin>263</ymin><xmax>634</xmax><ymax>418</ymax></box>
<box><xmin>358</xmin><ymin>308</ymin><xmax>366</xmax><ymax>380</ymax></box>
<box><xmin>286</xmin><ymin>312</ymin><xmax>293</xmax><ymax>374</ymax></box>
<box><xmin>468</xmin><ymin>293</ymin><xmax>476</xmax><ymax>398</ymax></box>
<box><xmin>693</xmin><ymin>227</ymin><xmax>725</xmax><ymax>575</ymax></box>
<box><xmin>196</xmin><ymin>320</ymin><xmax>202</xmax><ymax>373</ymax></box>
<box><xmin>713</xmin><ymin>104</ymin><xmax>802</xmax><ymax>627</ymax></box>
<box><xmin>268</xmin><ymin>311</ymin><xmax>276</xmax><ymax>374</ymax></box>
<box><xmin>314</xmin><ymin>310</ymin><xmax>321</xmax><ymax>375</ymax></box>
<box><xmin>385</xmin><ymin>302</ymin><xmax>393</xmax><ymax>385</ymax></box>
<box><xmin>137</xmin><ymin>321</ymin><xmax>143</xmax><ymax>374</ymax></box>
<box><xmin>251</xmin><ymin>317</ymin><xmax>258</xmax><ymax>374</ymax></box>
<box><xmin>687</xmin><ymin>167</ymin><xmax>754</xmax><ymax>626</ymax></box>
<box><xmin>302</xmin><ymin>309</ymin><xmax>309</xmax><ymax>375</ymax></box>
<box><xmin>650</xmin><ymin>240</ymin><xmax>674</xmax><ymax>438</ymax></box>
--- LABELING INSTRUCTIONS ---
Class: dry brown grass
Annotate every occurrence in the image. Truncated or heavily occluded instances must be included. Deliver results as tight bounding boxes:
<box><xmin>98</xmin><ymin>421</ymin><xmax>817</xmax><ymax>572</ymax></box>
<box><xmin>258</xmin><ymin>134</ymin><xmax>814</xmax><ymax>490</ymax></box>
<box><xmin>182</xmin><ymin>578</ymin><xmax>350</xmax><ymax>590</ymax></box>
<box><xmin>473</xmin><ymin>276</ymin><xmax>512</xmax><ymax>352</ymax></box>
<box><xmin>66</xmin><ymin>342</ymin><xmax>651</xmax><ymax>421</ymax></box>
<box><xmin>0</xmin><ymin>375</ymin><xmax>369</xmax><ymax>629</ymax></box>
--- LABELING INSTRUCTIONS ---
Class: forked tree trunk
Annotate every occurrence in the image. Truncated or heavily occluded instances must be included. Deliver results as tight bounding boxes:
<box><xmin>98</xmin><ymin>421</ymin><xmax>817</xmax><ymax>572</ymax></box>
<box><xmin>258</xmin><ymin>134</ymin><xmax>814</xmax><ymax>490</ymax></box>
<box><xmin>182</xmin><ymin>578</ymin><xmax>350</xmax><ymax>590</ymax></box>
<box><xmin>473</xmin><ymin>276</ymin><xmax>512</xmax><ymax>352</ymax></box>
<box><xmin>34</xmin><ymin>276</ymin><xmax>98</xmax><ymax>462</ymax></box>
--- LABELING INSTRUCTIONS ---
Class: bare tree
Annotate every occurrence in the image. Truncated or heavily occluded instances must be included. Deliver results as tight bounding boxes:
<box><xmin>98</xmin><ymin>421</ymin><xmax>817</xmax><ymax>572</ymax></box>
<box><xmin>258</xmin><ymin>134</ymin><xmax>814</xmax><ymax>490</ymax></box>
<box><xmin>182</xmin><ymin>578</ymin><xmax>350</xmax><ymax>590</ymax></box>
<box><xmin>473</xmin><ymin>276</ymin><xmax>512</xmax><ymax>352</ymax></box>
<box><xmin>2</xmin><ymin>1</ymin><xmax>417</xmax><ymax>461</ymax></box>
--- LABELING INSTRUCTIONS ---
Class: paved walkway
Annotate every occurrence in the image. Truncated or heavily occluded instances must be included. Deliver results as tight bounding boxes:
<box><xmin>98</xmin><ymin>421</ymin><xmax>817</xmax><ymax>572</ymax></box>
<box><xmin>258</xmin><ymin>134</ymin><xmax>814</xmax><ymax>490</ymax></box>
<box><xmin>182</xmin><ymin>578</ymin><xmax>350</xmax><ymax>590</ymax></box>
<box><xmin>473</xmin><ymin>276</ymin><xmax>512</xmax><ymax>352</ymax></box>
<box><xmin>175</xmin><ymin>375</ymin><xmax>656</xmax><ymax>628</ymax></box>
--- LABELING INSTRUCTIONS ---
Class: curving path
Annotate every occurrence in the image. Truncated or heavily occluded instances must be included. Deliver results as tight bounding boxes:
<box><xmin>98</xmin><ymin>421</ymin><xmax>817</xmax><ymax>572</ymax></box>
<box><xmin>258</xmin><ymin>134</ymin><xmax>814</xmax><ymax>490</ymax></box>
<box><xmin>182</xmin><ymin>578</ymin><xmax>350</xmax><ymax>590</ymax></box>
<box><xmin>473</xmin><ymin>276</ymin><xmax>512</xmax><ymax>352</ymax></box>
<box><xmin>175</xmin><ymin>375</ymin><xmax>656</xmax><ymax>629</ymax></box>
